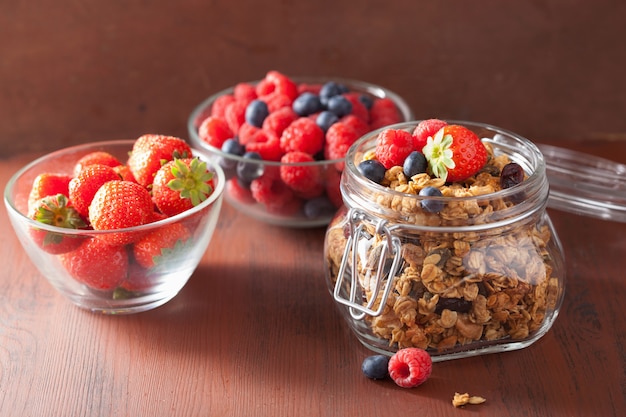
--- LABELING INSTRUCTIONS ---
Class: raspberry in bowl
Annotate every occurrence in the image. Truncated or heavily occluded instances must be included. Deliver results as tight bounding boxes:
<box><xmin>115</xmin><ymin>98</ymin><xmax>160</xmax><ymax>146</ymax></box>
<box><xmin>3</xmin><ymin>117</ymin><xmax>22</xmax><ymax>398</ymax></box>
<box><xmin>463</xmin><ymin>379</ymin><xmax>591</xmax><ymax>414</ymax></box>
<box><xmin>187</xmin><ymin>70</ymin><xmax>413</xmax><ymax>227</ymax></box>
<box><xmin>4</xmin><ymin>136</ymin><xmax>225</xmax><ymax>314</ymax></box>
<box><xmin>324</xmin><ymin>120</ymin><xmax>566</xmax><ymax>361</ymax></box>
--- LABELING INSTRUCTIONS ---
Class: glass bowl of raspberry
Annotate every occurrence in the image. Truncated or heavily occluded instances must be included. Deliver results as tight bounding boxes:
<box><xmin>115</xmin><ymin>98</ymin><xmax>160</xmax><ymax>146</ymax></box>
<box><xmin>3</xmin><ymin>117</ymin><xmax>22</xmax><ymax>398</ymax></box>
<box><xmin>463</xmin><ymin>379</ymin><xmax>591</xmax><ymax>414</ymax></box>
<box><xmin>4</xmin><ymin>138</ymin><xmax>225</xmax><ymax>314</ymax></box>
<box><xmin>187</xmin><ymin>71</ymin><xmax>414</xmax><ymax>228</ymax></box>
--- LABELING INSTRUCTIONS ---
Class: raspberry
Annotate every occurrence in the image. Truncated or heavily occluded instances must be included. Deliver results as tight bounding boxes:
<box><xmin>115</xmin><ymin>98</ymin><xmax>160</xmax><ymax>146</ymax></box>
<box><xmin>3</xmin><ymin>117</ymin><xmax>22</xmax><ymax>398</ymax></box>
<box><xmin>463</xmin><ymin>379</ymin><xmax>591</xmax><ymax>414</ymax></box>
<box><xmin>233</xmin><ymin>82</ymin><xmax>257</xmax><ymax>104</ymax></box>
<box><xmin>324</xmin><ymin>166</ymin><xmax>343</xmax><ymax>208</ymax></box>
<box><xmin>263</xmin><ymin>92</ymin><xmax>293</xmax><ymax>113</ymax></box>
<box><xmin>343</xmin><ymin>92</ymin><xmax>370</xmax><ymax>123</ymax></box>
<box><xmin>224</xmin><ymin>100</ymin><xmax>247</xmax><ymax>134</ymax></box>
<box><xmin>250</xmin><ymin>174</ymin><xmax>294</xmax><ymax>208</ymax></box>
<box><xmin>280</xmin><ymin>151</ymin><xmax>324</xmax><ymax>197</ymax></box>
<box><xmin>369</xmin><ymin>97</ymin><xmax>402</xmax><ymax>130</ymax></box>
<box><xmin>412</xmin><ymin>119</ymin><xmax>447</xmax><ymax>152</ymax></box>
<box><xmin>237</xmin><ymin>122</ymin><xmax>261</xmax><ymax>146</ymax></box>
<box><xmin>297</xmin><ymin>83</ymin><xmax>322</xmax><ymax>95</ymax></box>
<box><xmin>388</xmin><ymin>348</ymin><xmax>432</xmax><ymax>388</ymax></box>
<box><xmin>340</xmin><ymin>114</ymin><xmax>370</xmax><ymax>138</ymax></box>
<box><xmin>262</xmin><ymin>107</ymin><xmax>299</xmax><ymax>137</ymax></box>
<box><xmin>210</xmin><ymin>94</ymin><xmax>236</xmax><ymax>118</ymax></box>
<box><xmin>324</xmin><ymin>122</ymin><xmax>359</xmax><ymax>161</ymax></box>
<box><xmin>258</xmin><ymin>70</ymin><xmax>299</xmax><ymax>100</ymax></box>
<box><xmin>246</xmin><ymin>131</ymin><xmax>283</xmax><ymax>161</ymax></box>
<box><xmin>198</xmin><ymin>116</ymin><xmax>234</xmax><ymax>149</ymax></box>
<box><xmin>374</xmin><ymin>128</ymin><xmax>414</xmax><ymax>169</ymax></box>
<box><xmin>226</xmin><ymin>178</ymin><xmax>255</xmax><ymax>204</ymax></box>
<box><xmin>280</xmin><ymin>117</ymin><xmax>324</xmax><ymax>155</ymax></box>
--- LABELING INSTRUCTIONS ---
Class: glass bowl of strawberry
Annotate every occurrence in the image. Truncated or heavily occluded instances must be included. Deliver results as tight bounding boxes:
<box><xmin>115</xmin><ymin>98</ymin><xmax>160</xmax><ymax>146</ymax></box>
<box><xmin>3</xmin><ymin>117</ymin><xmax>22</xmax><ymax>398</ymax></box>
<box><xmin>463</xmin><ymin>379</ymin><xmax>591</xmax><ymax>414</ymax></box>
<box><xmin>4</xmin><ymin>136</ymin><xmax>225</xmax><ymax>314</ymax></box>
<box><xmin>187</xmin><ymin>70</ymin><xmax>413</xmax><ymax>228</ymax></box>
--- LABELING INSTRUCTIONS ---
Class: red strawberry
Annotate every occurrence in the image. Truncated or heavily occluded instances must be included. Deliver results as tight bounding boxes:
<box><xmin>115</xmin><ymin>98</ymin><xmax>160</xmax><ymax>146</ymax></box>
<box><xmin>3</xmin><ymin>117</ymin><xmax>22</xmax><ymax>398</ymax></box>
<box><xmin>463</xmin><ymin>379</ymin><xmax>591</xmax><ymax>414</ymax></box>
<box><xmin>59</xmin><ymin>237</ymin><xmax>128</xmax><ymax>290</ymax></box>
<box><xmin>28</xmin><ymin>194</ymin><xmax>87</xmax><ymax>254</ymax></box>
<box><xmin>127</xmin><ymin>134</ymin><xmax>193</xmax><ymax>188</ymax></box>
<box><xmin>88</xmin><ymin>180</ymin><xmax>154</xmax><ymax>244</ymax></box>
<box><xmin>374</xmin><ymin>128</ymin><xmax>415</xmax><ymax>169</ymax></box>
<box><xmin>422</xmin><ymin>124</ymin><xmax>488</xmax><ymax>182</ymax></box>
<box><xmin>27</xmin><ymin>173</ymin><xmax>72</xmax><ymax>216</ymax></box>
<box><xmin>132</xmin><ymin>222</ymin><xmax>191</xmax><ymax>269</ymax></box>
<box><xmin>151</xmin><ymin>158</ymin><xmax>216</xmax><ymax>217</ymax></box>
<box><xmin>69</xmin><ymin>164</ymin><xmax>121</xmax><ymax>218</ymax></box>
<box><xmin>412</xmin><ymin>119</ymin><xmax>448</xmax><ymax>152</ymax></box>
<box><xmin>73</xmin><ymin>151</ymin><xmax>122</xmax><ymax>176</ymax></box>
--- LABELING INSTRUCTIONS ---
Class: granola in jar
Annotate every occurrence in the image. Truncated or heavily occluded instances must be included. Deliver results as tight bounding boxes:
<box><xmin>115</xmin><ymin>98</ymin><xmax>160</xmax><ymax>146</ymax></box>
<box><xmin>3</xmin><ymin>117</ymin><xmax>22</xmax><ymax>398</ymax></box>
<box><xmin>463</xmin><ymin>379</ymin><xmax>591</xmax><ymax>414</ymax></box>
<box><xmin>324</xmin><ymin>120</ymin><xmax>565</xmax><ymax>360</ymax></box>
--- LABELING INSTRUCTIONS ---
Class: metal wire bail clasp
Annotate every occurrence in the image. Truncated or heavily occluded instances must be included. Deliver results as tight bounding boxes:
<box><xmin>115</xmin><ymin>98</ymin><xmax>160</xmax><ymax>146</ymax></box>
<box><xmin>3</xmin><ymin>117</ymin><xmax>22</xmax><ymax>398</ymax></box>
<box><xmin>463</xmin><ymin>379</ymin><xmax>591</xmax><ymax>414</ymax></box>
<box><xmin>332</xmin><ymin>208</ymin><xmax>403</xmax><ymax>320</ymax></box>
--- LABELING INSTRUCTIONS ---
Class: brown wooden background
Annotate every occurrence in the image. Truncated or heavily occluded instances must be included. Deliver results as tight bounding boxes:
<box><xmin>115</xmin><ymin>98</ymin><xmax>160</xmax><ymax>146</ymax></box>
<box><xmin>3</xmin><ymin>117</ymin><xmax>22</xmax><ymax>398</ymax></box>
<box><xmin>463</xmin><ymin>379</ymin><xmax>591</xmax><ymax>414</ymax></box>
<box><xmin>1</xmin><ymin>0</ymin><xmax>625</xmax><ymax>158</ymax></box>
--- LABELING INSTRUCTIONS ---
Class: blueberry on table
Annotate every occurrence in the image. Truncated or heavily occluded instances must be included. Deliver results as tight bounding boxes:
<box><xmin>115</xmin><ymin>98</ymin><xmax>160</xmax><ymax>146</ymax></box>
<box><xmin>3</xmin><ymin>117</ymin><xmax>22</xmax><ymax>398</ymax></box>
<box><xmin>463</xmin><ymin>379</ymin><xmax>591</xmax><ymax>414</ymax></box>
<box><xmin>358</xmin><ymin>159</ymin><xmax>387</xmax><ymax>184</ymax></box>
<box><xmin>221</xmin><ymin>138</ymin><xmax>245</xmax><ymax>156</ymax></box>
<box><xmin>319</xmin><ymin>81</ymin><xmax>349</xmax><ymax>106</ymax></box>
<box><xmin>361</xmin><ymin>355</ymin><xmax>390</xmax><ymax>380</ymax></box>
<box><xmin>245</xmin><ymin>99</ymin><xmax>269</xmax><ymax>127</ymax></box>
<box><xmin>403</xmin><ymin>151</ymin><xmax>428</xmax><ymax>178</ymax></box>
<box><xmin>419</xmin><ymin>186</ymin><xmax>444</xmax><ymax>213</ymax></box>
<box><xmin>292</xmin><ymin>92</ymin><xmax>323</xmax><ymax>116</ymax></box>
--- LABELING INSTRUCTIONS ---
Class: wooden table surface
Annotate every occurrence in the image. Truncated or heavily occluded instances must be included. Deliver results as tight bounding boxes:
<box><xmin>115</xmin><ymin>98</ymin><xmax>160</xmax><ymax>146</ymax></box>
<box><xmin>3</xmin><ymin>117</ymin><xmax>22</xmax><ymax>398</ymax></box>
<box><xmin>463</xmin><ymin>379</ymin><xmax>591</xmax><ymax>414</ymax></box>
<box><xmin>1</xmin><ymin>140</ymin><xmax>625</xmax><ymax>417</ymax></box>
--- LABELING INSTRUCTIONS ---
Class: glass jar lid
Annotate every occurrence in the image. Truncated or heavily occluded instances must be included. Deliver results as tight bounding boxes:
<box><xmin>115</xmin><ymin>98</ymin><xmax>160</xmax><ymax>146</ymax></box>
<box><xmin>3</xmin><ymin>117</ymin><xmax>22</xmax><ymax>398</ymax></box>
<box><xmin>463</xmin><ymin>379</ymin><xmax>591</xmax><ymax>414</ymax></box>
<box><xmin>538</xmin><ymin>144</ymin><xmax>626</xmax><ymax>222</ymax></box>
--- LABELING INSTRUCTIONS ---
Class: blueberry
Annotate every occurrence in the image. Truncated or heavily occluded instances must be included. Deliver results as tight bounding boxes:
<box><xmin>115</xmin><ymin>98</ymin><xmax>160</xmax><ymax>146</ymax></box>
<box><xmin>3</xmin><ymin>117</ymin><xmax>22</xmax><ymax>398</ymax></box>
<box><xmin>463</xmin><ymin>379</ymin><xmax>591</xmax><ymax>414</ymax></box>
<box><xmin>361</xmin><ymin>355</ymin><xmax>390</xmax><ymax>380</ymax></box>
<box><xmin>236</xmin><ymin>151</ymin><xmax>264</xmax><ymax>182</ymax></box>
<box><xmin>292</xmin><ymin>92</ymin><xmax>323</xmax><ymax>116</ymax></box>
<box><xmin>419</xmin><ymin>186</ymin><xmax>444</xmax><ymax>213</ymax></box>
<box><xmin>319</xmin><ymin>81</ymin><xmax>349</xmax><ymax>106</ymax></box>
<box><xmin>327</xmin><ymin>95</ymin><xmax>353</xmax><ymax>118</ymax></box>
<box><xmin>403</xmin><ymin>151</ymin><xmax>428</xmax><ymax>178</ymax></box>
<box><xmin>358</xmin><ymin>159</ymin><xmax>386</xmax><ymax>184</ymax></box>
<box><xmin>358</xmin><ymin>94</ymin><xmax>374</xmax><ymax>110</ymax></box>
<box><xmin>245</xmin><ymin>99</ymin><xmax>269</xmax><ymax>127</ymax></box>
<box><xmin>303</xmin><ymin>196</ymin><xmax>338</xmax><ymax>219</ymax></box>
<box><xmin>316</xmin><ymin>111</ymin><xmax>340</xmax><ymax>133</ymax></box>
<box><xmin>221</xmin><ymin>138</ymin><xmax>245</xmax><ymax>156</ymax></box>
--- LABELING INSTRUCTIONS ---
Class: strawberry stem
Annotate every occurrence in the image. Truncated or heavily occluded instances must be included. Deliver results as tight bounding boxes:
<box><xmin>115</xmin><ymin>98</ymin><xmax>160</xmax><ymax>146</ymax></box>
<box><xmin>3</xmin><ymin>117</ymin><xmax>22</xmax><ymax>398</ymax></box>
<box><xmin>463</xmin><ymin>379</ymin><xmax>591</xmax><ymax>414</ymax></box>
<box><xmin>167</xmin><ymin>158</ymin><xmax>214</xmax><ymax>206</ymax></box>
<box><xmin>422</xmin><ymin>129</ymin><xmax>455</xmax><ymax>182</ymax></box>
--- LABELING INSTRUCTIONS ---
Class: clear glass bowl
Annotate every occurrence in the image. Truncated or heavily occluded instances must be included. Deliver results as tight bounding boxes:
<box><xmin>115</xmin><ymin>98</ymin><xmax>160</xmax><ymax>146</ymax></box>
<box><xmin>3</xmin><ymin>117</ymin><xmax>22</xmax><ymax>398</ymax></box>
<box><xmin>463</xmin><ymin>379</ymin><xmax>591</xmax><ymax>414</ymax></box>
<box><xmin>4</xmin><ymin>140</ymin><xmax>225</xmax><ymax>314</ymax></box>
<box><xmin>187</xmin><ymin>76</ymin><xmax>414</xmax><ymax>228</ymax></box>
<box><xmin>324</xmin><ymin>121</ymin><xmax>566</xmax><ymax>361</ymax></box>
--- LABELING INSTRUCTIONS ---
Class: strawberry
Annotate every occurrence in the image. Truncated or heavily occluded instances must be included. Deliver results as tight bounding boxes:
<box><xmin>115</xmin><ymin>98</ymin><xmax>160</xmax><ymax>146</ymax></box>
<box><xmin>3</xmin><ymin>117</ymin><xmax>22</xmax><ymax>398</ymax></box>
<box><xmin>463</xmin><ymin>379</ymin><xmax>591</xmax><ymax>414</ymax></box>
<box><xmin>27</xmin><ymin>173</ymin><xmax>72</xmax><ymax>216</ymax></box>
<box><xmin>88</xmin><ymin>180</ymin><xmax>154</xmax><ymax>244</ymax></box>
<box><xmin>59</xmin><ymin>237</ymin><xmax>128</xmax><ymax>290</ymax></box>
<box><xmin>421</xmin><ymin>124</ymin><xmax>488</xmax><ymax>182</ymax></box>
<box><xmin>132</xmin><ymin>222</ymin><xmax>191</xmax><ymax>269</ymax></box>
<box><xmin>412</xmin><ymin>119</ymin><xmax>448</xmax><ymax>152</ymax></box>
<box><xmin>73</xmin><ymin>151</ymin><xmax>122</xmax><ymax>176</ymax></box>
<box><xmin>28</xmin><ymin>194</ymin><xmax>87</xmax><ymax>254</ymax></box>
<box><xmin>127</xmin><ymin>134</ymin><xmax>193</xmax><ymax>188</ymax></box>
<box><xmin>151</xmin><ymin>158</ymin><xmax>215</xmax><ymax>217</ymax></box>
<box><xmin>69</xmin><ymin>164</ymin><xmax>121</xmax><ymax>218</ymax></box>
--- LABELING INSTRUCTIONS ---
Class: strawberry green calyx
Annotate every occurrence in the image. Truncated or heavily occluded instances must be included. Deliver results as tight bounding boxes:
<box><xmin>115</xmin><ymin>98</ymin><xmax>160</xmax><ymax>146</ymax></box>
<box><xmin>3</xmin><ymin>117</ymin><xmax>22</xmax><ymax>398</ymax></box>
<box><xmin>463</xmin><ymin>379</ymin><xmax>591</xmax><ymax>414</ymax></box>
<box><xmin>166</xmin><ymin>158</ymin><xmax>214</xmax><ymax>206</ymax></box>
<box><xmin>422</xmin><ymin>129</ymin><xmax>455</xmax><ymax>182</ymax></box>
<box><xmin>32</xmin><ymin>194</ymin><xmax>87</xmax><ymax>229</ymax></box>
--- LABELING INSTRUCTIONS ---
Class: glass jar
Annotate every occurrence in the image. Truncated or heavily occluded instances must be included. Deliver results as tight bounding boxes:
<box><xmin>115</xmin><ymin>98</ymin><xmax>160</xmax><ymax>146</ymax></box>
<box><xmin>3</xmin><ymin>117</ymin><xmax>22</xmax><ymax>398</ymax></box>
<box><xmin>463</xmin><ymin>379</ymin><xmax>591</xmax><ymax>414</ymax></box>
<box><xmin>324</xmin><ymin>121</ymin><xmax>566</xmax><ymax>361</ymax></box>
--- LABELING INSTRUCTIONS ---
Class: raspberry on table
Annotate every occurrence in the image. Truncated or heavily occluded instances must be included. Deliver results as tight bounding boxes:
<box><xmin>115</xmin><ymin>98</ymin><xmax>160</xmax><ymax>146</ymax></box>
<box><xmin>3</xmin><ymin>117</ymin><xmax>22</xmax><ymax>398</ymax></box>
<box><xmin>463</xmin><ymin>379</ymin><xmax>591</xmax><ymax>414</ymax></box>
<box><xmin>388</xmin><ymin>348</ymin><xmax>432</xmax><ymax>388</ymax></box>
<box><xmin>374</xmin><ymin>128</ymin><xmax>415</xmax><ymax>169</ymax></box>
<box><xmin>263</xmin><ymin>92</ymin><xmax>293</xmax><ymax>113</ymax></box>
<box><xmin>250</xmin><ymin>174</ymin><xmax>294</xmax><ymax>208</ymax></box>
<box><xmin>245</xmin><ymin>131</ymin><xmax>283</xmax><ymax>161</ymax></box>
<box><xmin>279</xmin><ymin>117</ymin><xmax>324</xmax><ymax>155</ymax></box>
